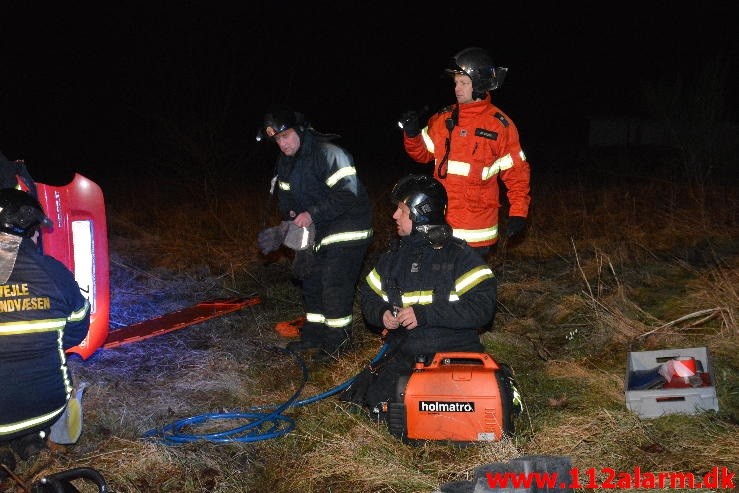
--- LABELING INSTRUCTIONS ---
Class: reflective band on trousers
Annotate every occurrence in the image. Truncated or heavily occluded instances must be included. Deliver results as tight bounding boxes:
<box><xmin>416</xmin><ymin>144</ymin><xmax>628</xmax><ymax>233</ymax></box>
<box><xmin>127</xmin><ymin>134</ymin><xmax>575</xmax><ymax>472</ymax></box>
<box><xmin>452</xmin><ymin>226</ymin><xmax>498</xmax><ymax>243</ymax></box>
<box><xmin>315</xmin><ymin>229</ymin><xmax>373</xmax><ymax>251</ymax></box>
<box><xmin>306</xmin><ymin>312</ymin><xmax>353</xmax><ymax>329</ymax></box>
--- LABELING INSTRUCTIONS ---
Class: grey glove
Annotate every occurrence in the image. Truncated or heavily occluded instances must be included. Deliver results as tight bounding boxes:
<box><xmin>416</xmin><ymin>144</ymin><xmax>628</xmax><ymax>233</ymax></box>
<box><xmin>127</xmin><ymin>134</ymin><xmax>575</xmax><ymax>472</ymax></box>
<box><xmin>283</xmin><ymin>223</ymin><xmax>315</xmax><ymax>251</ymax></box>
<box><xmin>398</xmin><ymin>110</ymin><xmax>420</xmax><ymax>137</ymax></box>
<box><xmin>257</xmin><ymin>222</ymin><xmax>289</xmax><ymax>255</ymax></box>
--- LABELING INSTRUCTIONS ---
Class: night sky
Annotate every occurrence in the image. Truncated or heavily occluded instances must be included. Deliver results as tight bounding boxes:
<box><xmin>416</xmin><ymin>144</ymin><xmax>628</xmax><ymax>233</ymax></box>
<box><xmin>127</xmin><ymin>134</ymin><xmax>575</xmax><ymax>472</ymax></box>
<box><xmin>2</xmin><ymin>2</ymin><xmax>737</xmax><ymax>188</ymax></box>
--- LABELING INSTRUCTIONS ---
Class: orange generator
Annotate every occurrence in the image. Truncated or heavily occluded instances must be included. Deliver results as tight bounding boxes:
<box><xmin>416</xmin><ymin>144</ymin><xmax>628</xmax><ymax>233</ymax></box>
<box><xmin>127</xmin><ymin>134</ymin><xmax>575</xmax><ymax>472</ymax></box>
<box><xmin>387</xmin><ymin>352</ymin><xmax>520</xmax><ymax>445</ymax></box>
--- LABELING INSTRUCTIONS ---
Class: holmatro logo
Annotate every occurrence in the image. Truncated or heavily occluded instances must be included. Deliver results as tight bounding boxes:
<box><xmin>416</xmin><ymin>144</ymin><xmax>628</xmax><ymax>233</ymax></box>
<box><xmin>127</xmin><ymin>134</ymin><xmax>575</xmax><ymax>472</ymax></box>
<box><xmin>419</xmin><ymin>401</ymin><xmax>475</xmax><ymax>412</ymax></box>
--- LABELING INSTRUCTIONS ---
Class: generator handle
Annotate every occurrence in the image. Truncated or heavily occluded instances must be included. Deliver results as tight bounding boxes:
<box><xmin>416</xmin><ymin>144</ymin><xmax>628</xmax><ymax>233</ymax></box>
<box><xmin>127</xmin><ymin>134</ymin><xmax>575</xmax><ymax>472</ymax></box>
<box><xmin>428</xmin><ymin>352</ymin><xmax>500</xmax><ymax>370</ymax></box>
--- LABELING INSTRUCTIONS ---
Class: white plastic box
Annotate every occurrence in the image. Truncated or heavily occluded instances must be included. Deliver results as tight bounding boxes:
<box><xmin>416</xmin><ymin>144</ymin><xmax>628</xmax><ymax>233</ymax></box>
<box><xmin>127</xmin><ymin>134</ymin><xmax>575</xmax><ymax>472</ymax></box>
<box><xmin>625</xmin><ymin>347</ymin><xmax>718</xmax><ymax>419</ymax></box>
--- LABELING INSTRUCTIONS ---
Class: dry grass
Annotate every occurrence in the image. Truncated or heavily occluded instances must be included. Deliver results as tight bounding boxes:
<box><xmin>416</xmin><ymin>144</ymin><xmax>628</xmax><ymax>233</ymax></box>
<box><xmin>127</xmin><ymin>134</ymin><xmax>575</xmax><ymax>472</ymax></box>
<box><xmin>2</xmin><ymin>157</ymin><xmax>738</xmax><ymax>492</ymax></box>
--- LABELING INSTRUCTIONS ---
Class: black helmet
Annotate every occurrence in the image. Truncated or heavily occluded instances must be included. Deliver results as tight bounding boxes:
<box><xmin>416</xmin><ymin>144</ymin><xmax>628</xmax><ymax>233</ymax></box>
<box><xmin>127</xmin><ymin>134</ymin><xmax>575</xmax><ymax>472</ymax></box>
<box><xmin>0</xmin><ymin>188</ymin><xmax>52</xmax><ymax>237</ymax></box>
<box><xmin>391</xmin><ymin>175</ymin><xmax>448</xmax><ymax>231</ymax></box>
<box><xmin>445</xmin><ymin>47</ymin><xmax>508</xmax><ymax>99</ymax></box>
<box><xmin>256</xmin><ymin>104</ymin><xmax>306</xmax><ymax>142</ymax></box>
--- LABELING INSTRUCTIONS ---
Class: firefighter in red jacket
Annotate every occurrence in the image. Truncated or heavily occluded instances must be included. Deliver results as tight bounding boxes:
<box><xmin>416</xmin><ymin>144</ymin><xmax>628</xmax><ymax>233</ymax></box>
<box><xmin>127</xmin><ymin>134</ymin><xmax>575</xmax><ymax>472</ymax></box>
<box><xmin>0</xmin><ymin>188</ymin><xmax>90</xmax><ymax>478</ymax></box>
<box><xmin>400</xmin><ymin>46</ymin><xmax>531</xmax><ymax>259</ymax></box>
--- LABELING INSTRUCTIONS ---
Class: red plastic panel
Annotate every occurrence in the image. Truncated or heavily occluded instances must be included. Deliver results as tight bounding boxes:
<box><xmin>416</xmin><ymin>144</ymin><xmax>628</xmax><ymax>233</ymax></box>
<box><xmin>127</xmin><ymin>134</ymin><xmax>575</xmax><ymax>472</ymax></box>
<box><xmin>36</xmin><ymin>174</ymin><xmax>110</xmax><ymax>360</ymax></box>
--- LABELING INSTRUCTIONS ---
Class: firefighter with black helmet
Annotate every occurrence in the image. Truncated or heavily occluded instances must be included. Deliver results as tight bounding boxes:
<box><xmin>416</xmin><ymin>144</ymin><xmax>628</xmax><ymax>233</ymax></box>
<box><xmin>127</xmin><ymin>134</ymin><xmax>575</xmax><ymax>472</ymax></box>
<box><xmin>0</xmin><ymin>188</ymin><xmax>90</xmax><ymax>478</ymax></box>
<box><xmin>256</xmin><ymin>105</ymin><xmax>373</xmax><ymax>361</ymax></box>
<box><xmin>399</xmin><ymin>46</ymin><xmax>531</xmax><ymax>260</ymax></box>
<box><xmin>340</xmin><ymin>175</ymin><xmax>496</xmax><ymax>417</ymax></box>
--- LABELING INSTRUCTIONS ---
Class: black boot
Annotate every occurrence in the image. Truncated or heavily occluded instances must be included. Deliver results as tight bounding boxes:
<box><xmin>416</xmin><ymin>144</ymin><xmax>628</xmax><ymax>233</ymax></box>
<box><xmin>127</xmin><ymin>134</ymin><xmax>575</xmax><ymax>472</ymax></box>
<box><xmin>313</xmin><ymin>329</ymin><xmax>352</xmax><ymax>362</ymax></box>
<box><xmin>286</xmin><ymin>322</ymin><xmax>326</xmax><ymax>354</ymax></box>
<box><xmin>285</xmin><ymin>338</ymin><xmax>323</xmax><ymax>353</ymax></box>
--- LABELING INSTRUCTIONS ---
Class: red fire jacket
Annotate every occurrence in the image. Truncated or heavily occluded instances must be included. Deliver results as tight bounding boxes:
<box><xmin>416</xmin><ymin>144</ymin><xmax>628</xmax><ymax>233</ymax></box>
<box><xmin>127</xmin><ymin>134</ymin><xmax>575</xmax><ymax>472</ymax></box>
<box><xmin>403</xmin><ymin>95</ymin><xmax>531</xmax><ymax>248</ymax></box>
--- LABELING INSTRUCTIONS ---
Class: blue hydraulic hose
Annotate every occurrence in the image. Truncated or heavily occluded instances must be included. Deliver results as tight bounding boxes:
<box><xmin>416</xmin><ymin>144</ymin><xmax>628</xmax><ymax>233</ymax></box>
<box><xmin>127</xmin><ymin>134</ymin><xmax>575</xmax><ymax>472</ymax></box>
<box><xmin>143</xmin><ymin>343</ymin><xmax>388</xmax><ymax>445</ymax></box>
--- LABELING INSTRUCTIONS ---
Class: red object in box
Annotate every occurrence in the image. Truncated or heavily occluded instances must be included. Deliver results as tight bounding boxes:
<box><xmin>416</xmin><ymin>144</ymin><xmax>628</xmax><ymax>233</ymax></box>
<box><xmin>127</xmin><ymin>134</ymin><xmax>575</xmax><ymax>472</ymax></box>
<box><xmin>662</xmin><ymin>372</ymin><xmax>711</xmax><ymax>389</ymax></box>
<box><xmin>625</xmin><ymin>347</ymin><xmax>719</xmax><ymax>418</ymax></box>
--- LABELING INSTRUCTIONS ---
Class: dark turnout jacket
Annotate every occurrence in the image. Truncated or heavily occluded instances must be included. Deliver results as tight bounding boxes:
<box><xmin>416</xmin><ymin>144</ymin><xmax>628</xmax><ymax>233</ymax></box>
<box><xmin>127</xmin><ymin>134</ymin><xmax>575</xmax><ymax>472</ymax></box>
<box><xmin>361</xmin><ymin>233</ymin><xmax>496</xmax><ymax>357</ymax></box>
<box><xmin>275</xmin><ymin>130</ymin><xmax>373</xmax><ymax>250</ymax></box>
<box><xmin>0</xmin><ymin>238</ymin><xmax>90</xmax><ymax>441</ymax></box>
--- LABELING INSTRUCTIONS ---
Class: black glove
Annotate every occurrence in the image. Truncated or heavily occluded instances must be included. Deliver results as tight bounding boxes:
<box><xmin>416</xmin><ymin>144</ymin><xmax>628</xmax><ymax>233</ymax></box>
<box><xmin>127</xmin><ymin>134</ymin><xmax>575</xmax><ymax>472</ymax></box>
<box><xmin>257</xmin><ymin>222</ymin><xmax>289</xmax><ymax>255</ymax></box>
<box><xmin>398</xmin><ymin>110</ymin><xmax>420</xmax><ymax>137</ymax></box>
<box><xmin>506</xmin><ymin>216</ymin><xmax>527</xmax><ymax>238</ymax></box>
<box><xmin>337</xmin><ymin>367</ymin><xmax>375</xmax><ymax>405</ymax></box>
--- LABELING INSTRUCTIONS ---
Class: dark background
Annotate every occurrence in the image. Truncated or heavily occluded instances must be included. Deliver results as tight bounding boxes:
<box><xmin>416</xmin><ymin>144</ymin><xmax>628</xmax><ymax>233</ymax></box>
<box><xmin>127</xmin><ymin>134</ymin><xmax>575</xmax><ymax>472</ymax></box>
<box><xmin>1</xmin><ymin>2</ymin><xmax>737</xmax><ymax>190</ymax></box>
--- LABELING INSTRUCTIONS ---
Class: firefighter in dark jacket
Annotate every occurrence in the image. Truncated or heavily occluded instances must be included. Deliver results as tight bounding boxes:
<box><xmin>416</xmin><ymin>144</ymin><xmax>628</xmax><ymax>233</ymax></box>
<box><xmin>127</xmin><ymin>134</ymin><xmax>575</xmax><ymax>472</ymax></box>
<box><xmin>348</xmin><ymin>175</ymin><xmax>496</xmax><ymax>416</ymax></box>
<box><xmin>0</xmin><ymin>188</ymin><xmax>90</xmax><ymax>477</ymax></box>
<box><xmin>256</xmin><ymin>105</ymin><xmax>373</xmax><ymax>360</ymax></box>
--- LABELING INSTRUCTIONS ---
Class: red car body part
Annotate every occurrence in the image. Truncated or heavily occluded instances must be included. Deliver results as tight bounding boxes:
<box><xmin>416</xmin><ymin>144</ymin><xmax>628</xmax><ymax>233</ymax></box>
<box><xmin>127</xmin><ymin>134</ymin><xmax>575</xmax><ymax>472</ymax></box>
<box><xmin>36</xmin><ymin>173</ymin><xmax>110</xmax><ymax>360</ymax></box>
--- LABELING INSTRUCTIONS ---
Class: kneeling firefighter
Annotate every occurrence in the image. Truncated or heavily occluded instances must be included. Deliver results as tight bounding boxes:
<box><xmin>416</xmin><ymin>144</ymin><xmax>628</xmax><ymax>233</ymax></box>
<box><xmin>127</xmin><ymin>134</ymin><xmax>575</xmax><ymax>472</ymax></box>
<box><xmin>341</xmin><ymin>175</ymin><xmax>498</xmax><ymax>420</ymax></box>
<box><xmin>0</xmin><ymin>188</ymin><xmax>90</xmax><ymax>479</ymax></box>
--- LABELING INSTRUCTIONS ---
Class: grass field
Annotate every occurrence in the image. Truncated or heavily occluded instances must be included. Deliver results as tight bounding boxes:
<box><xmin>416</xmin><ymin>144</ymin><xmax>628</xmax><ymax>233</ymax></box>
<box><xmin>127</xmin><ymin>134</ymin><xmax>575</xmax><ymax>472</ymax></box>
<box><xmin>2</xmin><ymin>147</ymin><xmax>737</xmax><ymax>492</ymax></box>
